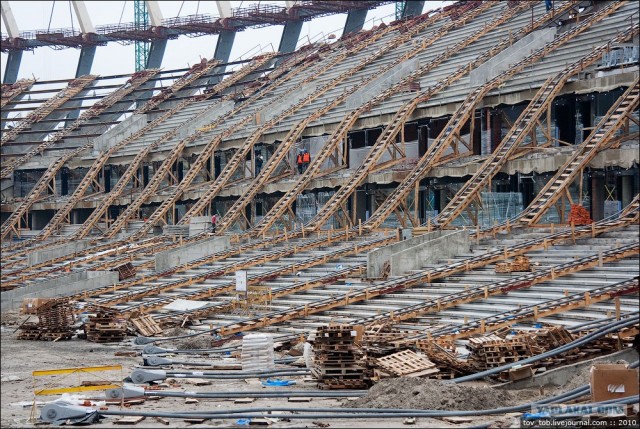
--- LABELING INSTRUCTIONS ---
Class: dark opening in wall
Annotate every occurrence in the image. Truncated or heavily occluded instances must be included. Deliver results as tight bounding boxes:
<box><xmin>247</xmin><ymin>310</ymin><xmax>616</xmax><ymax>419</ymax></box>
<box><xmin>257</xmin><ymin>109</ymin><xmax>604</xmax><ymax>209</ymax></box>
<box><xmin>404</xmin><ymin>122</ymin><xmax>418</xmax><ymax>142</ymax></box>
<box><xmin>555</xmin><ymin>96</ymin><xmax>576</xmax><ymax>145</ymax></box>
<box><xmin>61</xmin><ymin>167</ymin><xmax>69</xmax><ymax>196</ymax></box>
<box><xmin>214</xmin><ymin>155</ymin><xmax>221</xmax><ymax>179</ymax></box>
<box><xmin>349</xmin><ymin>130</ymin><xmax>366</xmax><ymax>149</ymax></box>
<box><xmin>418</xmin><ymin>125</ymin><xmax>429</xmax><ymax>156</ymax></box>
<box><xmin>104</xmin><ymin>166</ymin><xmax>111</xmax><ymax>193</ymax></box>
<box><xmin>143</xmin><ymin>165</ymin><xmax>150</xmax><ymax>187</ymax></box>
<box><xmin>366</xmin><ymin>128</ymin><xmax>382</xmax><ymax>146</ymax></box>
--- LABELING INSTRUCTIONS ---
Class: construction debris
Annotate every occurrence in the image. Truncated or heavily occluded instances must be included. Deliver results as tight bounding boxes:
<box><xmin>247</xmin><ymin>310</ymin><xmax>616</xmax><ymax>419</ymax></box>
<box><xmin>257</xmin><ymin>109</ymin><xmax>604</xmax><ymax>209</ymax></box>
<box><xmin>17</xmin><ymin>298</ymin><xmax>75</xmax><ymax>341</ymax></box>
<box><xmin>128</xmin><ymin>312</ymin><xmax>163</xmax><ymax>337</ymax></box>
<box><xmin>495</xmin><ymin>255</ymin><xmax>532</xmax><ymax>273</ymax></box>
<box><xmin>376</xmin><ymin>350</ymin><xmax>439</xmax><ymax>377</ymax></box>
<box><xmin>569</xmin><ymin>204</ymin><xmax>593</xmax><ymax>225</ymax></box>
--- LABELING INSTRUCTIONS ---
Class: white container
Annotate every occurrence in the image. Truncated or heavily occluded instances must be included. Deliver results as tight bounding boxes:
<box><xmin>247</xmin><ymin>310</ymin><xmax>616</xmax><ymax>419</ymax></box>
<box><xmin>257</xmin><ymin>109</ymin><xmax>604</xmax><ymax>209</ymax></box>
<box><xmin>241</xmin><ymin>333</ymin><xmax>275</xmax><ymax>371</ymax></box>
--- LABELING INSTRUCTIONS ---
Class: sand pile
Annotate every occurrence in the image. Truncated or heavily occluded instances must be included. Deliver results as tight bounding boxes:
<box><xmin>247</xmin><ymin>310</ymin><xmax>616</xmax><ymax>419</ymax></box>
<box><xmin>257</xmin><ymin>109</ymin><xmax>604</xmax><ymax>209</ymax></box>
<box><xmin>349</xmin><ymin>378</ymin><xmax>515</xmax><ymax>410</ymax></box>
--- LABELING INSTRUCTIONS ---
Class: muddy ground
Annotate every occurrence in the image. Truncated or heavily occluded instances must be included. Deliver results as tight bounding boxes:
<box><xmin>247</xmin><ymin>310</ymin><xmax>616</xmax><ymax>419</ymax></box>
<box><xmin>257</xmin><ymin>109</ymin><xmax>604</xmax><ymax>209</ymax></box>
<box><xmin>0</xmin><ymin>310</ymin><xmax>607</xmax><ymax>428</ymax></box>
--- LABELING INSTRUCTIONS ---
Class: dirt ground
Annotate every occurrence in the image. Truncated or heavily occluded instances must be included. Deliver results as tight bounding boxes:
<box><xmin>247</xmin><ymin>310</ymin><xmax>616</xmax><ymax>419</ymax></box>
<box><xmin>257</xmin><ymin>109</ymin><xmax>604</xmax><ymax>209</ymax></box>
<box><xmin>0</xmin><ymin>310</ymin><xmax>581</xmax><ymax>428</ymax></box>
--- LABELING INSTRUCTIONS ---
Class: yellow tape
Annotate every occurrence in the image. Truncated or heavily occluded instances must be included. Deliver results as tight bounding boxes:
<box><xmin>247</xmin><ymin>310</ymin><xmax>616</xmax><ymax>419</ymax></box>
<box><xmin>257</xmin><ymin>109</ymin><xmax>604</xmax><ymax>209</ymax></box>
<box><xmin>32</xmin><ymin>365</ymin><xmax>122</xmax><ymax>377</ymax></box>
<box><xmin>35</xmin><ymin>384</ymin><xmax>121</xmax><ymax>396</ymax></box>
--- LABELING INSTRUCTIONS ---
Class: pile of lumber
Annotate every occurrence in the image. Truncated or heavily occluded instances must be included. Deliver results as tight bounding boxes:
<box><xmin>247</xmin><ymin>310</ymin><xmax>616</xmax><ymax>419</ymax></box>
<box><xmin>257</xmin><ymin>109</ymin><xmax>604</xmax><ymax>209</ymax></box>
<box><xmin>415</xmin><ymin>340</ymin><xmax>473</xmax><ymax>378</ymax></box>
<box><xmin>85</xmin><ymin>305</ymin><xmax>127</xmax><ymax>343</ymax></box>
<box><xmin>17</xmin><ymin>298</ymin><xmax>75</xmax><ymax>341</ymax></box>
<box><xmin>495</xmin><ymin>255</ymin><xmax>532</xmax><ymax>273</ymax></box>
<box><xmin>569</xmin><ymin>204</ymin><xmax>593</xmax><ymax>225</ymax></box>
<box><xmin>312</xmin><ymin>325</ymin><xmax>367</xmax><ymax>389</ymax></box>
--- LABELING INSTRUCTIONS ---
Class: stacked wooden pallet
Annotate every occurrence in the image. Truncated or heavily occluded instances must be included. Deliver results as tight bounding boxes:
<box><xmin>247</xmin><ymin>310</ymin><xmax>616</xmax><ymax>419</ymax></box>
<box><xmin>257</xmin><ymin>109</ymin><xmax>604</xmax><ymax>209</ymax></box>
<box><xmin>17</xmin><ymin>298</ymin><xmax>75</xmax><ymax>341</ymax></box>
<box><xmin>312</xmin><ymin>325</ymin><xmax>367</xmax><ymax>389</ymax></box>
<box><xmin>376</xmin><ymin>350</ymin><xmax>439</xmax><ymax>377</ymax></box>
<box><xmin>415</xmin><ymin>340</ymin><xmax>472</xmax><ymax>378</ymax></box>
<box><xmin>466</xmin><ymin>335</ymin><xmax>534</xmax><ymax>370</ymax></box>
<box><xmin>85</xmin><ymin>305</ymin><xmax>127</xmax><ymax>343</ymax></box>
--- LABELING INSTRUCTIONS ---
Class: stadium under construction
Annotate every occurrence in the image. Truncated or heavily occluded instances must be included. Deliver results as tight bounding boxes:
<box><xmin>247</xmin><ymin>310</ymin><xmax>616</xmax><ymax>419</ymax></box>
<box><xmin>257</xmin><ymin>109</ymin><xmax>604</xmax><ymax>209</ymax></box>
<box><xmin>1</xmin><ymin>0</ymin><xmax>639</xmax><ymax>426</ymax></box>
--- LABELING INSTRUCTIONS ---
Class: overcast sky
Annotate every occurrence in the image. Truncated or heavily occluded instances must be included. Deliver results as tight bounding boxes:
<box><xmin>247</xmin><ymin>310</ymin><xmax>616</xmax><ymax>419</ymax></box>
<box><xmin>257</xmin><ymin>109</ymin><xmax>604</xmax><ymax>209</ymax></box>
<box><xmin>1</xmin><ymin>1</ymin><xmax>451</xmax><ymax>82</ymax></box>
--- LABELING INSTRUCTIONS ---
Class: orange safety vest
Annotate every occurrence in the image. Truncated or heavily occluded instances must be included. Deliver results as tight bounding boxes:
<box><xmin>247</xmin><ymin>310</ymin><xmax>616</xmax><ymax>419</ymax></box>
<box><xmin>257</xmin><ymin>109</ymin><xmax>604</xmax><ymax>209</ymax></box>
<box><xmin>297</xmin><ymin>153</ymin><xmax>304</xmax><ymax>165</ymax></box>
<box><xmin>302</xmin><ymin>152</ymin><xmax>310</xmax><ymax>163</ymax></box>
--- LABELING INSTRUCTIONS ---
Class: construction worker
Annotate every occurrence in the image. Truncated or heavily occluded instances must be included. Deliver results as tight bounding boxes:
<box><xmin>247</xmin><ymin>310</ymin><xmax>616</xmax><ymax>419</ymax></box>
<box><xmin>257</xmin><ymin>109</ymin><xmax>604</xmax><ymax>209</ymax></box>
<box><xmin>302</xmin><ymin>149</ymin><xmax>311</xmax><ymax>173</ymax></box>
<box><xmin>255</xmin><ymin>153</ymin><xmax>263</xmax><ymax>176</ymax></box>
<box><xmin>211</xmin><ymin>214</ymin><xmax>217</xmax><ymax>233</ymax></box>
<box><xmin>296</xmin><ymin>150</ymin><xmax>304</xmax><ymax>174</ymax></box>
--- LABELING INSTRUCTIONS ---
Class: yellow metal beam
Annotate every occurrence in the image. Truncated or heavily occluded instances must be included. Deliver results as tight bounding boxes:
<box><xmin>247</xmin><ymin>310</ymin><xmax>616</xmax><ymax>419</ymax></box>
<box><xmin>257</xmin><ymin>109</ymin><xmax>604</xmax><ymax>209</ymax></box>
<box><xmin>35</xmin><ymin>384</ymin><xmax>121</xmax><ymax>396</ymax></box>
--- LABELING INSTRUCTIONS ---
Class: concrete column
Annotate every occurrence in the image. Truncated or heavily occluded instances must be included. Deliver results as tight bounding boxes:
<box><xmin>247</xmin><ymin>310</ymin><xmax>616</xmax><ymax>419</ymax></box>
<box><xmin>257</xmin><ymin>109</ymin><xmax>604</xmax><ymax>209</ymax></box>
<box><xmin>2</xmin><ymin>51</ymin><xmax>22</xmax><ymax>85</ymax></box>
<box><xmin>590</xmin><ymin>173</ymin><xmax>605</xmax><ymax>221</ymax></box>
<box><xmin>278</xmin><ymin>20</ymin><xmax>303</xmax><ymax>54</ymax></box>
<box><xmin>207</xmin><ymin>30</ymin><xmax>236</xmax><ymax>86</ymax></box>
<box><xmin>403</xmin><ymin>1</ymin><xmax>424</xmax><ymax>18</ymax></box>
<box><xmin>344</xmin><ymin>8</ymin><xmax>367</xmax><ymax>35</ymax></box>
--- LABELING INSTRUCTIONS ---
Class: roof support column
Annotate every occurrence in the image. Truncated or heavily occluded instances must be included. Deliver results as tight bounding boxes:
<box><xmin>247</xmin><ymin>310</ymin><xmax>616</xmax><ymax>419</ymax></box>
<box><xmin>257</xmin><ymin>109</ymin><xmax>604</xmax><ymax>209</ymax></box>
<box><xmin>72</xmin><ymin>1</ymin><xmax>96</xmax><ymax>77</ymax></box>
<box><xmin>344</xmin><ymin>8</ymin><xmax>368</xmax><ymax>35</ymax></box>
<box><xmin>145</xmin><ymin>1</ymin><xmax>165</xmax><ymax>69</ymax></box>
<box><xmin>1</xmin><ymin>1</ymin><xmax>22</xmax><ymax>84</ymax></box>
<box><xmin>207</xmin><ymin>30</ymin><xmax>236</xmax><ymax>86</ymax></box>
<box><xmin>403</xmin><ymin>1</ymin><xmax>425</xmax><ymax>18</ymax></box>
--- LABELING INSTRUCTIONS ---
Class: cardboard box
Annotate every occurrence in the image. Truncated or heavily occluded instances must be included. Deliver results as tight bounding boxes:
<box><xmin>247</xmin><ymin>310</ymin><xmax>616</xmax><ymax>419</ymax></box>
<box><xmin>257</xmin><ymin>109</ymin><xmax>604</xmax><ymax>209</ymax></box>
<box><xmin>590</xmin><ymin>364</ymin><xmax>639</xmax><ymax>403</ymax></box>
<box><xmin>21</xmin><ymin>298</ymin><xmax>52</xmax><ymax>314</ymax></box>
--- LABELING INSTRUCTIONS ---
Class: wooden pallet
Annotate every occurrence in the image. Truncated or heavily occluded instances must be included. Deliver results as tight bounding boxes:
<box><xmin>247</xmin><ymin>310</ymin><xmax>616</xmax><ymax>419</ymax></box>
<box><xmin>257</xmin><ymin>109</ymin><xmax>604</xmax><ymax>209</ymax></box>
<box><xmin>130</xmin><ymin>314</ymin><xmax>163</xmax><ymax>337</ymax></box>
<box><xmin>376</xmin><ymin>350</ymin><xmax>439</xmax><ymax>377</ymax></box>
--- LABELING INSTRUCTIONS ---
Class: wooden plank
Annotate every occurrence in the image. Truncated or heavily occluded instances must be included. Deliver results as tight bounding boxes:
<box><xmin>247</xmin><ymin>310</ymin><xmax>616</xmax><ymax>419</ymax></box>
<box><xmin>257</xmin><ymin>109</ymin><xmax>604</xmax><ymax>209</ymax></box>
<box><xmin>114</xmin><ymin>416</ymin><xmax>145</xmax><ymax>425</ymax></box>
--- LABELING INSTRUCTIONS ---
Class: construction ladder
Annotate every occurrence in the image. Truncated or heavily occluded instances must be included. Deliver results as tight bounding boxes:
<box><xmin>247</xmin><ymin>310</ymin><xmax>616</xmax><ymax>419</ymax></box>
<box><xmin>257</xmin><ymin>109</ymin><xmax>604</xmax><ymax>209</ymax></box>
<box><xmin>306</xmin><ymin>0</ymin><xmax>575</xmax><ymax>232</ymax></box>
<box><xmin>363</xmin><ymin>0</ymin><xmax>622</xmax><ymax>231</ymax></box>
<box><xmin>1</xmin><ymin>70</ymin><xmax>158</xmax><ymax>179</ymax></box>
<box><xmin>519</xmin><ymin>75</ymin><xmax>640</xmax><ymax>225</ymax></box>
<box><xmin>1</xmin><ymin>75</ymin><xmax>97</xmax><ymax>145</ymax></box>
<box><xmin>214</xmin><ymin>4</ymin><xmax>477</xmax><ymax>234</ymax></box>
<box><xmin>435</xmin><ymin>24</ymin><xmax>640</xmax><ymax>228</ymax></box>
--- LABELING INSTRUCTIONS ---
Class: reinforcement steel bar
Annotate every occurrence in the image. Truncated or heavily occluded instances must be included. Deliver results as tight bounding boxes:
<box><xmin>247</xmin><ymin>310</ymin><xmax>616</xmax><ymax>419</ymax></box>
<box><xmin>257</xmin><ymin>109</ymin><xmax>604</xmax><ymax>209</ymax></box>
<box><xmin>520</xmin><ymin>76</ymin><xmax>640</xmax><ymax>225</ymax></box>
<box><xmin>353</xmin><ymin>242</ymin><xmax>639</xmax><ymax>328</ymax></box>
<box><xmin>1</xmin><ymin>75</ymin><xmax>97</xmax><ymax>145</ymax></box>
<box><xmin>363</xmin><ymin>1</ymin><xmax>624</xmax><ymax>231</ymax></box>
<box><xmin>216</xmin><ymin>204</ymin><xmax>638</xmax><ymax>336</ymax></box>
<box><xmin>218</xmin><ymin>3</ymin><xmax>493</xmax><ymax>234</ymax></box>
<box><xmin>0</xmin><ymin>69</ymin><xmax>159</xmax><ymax>179</ymax></box>
<box><xmin>434</xmin><ymin>25</ymin><xmax>640</xmax><ymax>228</ymax></box>
<box><xmin>308</xmin><ymin>0</ymin><xmax>580</xmax><ymax>232</ymax></box>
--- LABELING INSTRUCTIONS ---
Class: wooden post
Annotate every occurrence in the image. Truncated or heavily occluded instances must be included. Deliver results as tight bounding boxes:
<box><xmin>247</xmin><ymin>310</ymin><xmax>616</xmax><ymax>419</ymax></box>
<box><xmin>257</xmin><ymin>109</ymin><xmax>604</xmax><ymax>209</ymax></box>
<box><xmin>358</xmin><ymin>219</ymin><xmax>362</xmax><ymax>235</ymax></box>
<box><xmin>533</xmin><ymin>306</ymin><xmax>538</xmax><ymax>321</ymax></box>
<box><xmin>551</xmin><ymin>223</ymin><xmax>554</xmax><ymax>234</ymax></box>
<box><xmin>584</xmin><ymin>291</ymin><xmax>591</xmax><ymax>306</ymax></box>
<box><xmin>480</xmin><ymin>319</ymin><xmax>485</xmax><ymax>333</ymax></box>
<box><xmin>484</xmin><ymin>287</ymin><xmax>489</xmax><ymax>299</ymax></box>
<box><xmin>591</xmin><ymin>222</ymin><xmax>596</xmax><ymax>238</ymax></box>
<box><xmin>570</xmin><ymin>221</ymin><xmax>576</xmax><ymax>244</ymax></box>
<box><xmin>615</xmin><ymin>297</ymin><xmax>621</xmax><ymax>320</ymax></box>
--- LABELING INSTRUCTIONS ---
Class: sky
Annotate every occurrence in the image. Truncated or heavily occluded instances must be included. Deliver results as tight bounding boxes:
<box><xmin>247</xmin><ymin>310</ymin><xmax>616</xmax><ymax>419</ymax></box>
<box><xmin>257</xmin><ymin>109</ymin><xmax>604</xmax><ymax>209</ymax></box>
<box><xmin>1</xmin><ymin>1</ymin><xmax>451</xmax><ymax>83</ymax></box>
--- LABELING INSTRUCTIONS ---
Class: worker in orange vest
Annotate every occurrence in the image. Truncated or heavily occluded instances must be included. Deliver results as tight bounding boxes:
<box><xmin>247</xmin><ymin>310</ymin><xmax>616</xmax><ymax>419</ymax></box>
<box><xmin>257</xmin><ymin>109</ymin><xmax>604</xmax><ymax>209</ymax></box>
<box><xmin>302</xmin><ymin>149</ymin><xmax>311</xmax><ymax>173</ymax></box>
<box><xmin>296</xmin><ymin>150</ymin><xmax>304</xmax><ymax>174</ymax></box>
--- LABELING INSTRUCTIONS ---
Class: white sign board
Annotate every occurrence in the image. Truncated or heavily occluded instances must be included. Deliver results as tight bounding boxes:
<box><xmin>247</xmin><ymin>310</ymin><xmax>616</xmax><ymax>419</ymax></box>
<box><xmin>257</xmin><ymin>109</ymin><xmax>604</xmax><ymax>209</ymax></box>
<box><xmin>236</xmin><ymin>270</ymin><xmax>247</xmax><ymax>292</ymax></box>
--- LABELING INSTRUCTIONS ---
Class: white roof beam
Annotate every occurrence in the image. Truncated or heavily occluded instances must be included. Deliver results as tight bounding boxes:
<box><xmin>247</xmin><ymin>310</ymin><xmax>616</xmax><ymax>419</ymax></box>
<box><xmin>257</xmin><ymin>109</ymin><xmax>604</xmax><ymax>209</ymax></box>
<box><xmin>146</xmin><ymin>1</ymin><xmax>163</xmax><ymax>27</ymax></box>
<box><xmin>216</xmin><ymin>1</ymin><xmax>232</xmax><ymax>18</ymax></box>
<box><xmin>1</xmin><ymin>1</ymin><xmax>20</xmax><ymax>39</ymax></box>
<box><xmin>71</xmin><ymin>1</ymin><xmax>95</xmax><ymax>33</ymax></box>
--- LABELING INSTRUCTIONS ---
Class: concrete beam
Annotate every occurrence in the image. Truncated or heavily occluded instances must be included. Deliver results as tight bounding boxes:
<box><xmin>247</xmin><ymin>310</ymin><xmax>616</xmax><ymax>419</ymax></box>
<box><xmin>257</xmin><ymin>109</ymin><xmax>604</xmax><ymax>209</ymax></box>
<box><xmin>1</xmin><ymin>1</ymin><xmax>20</xmax><ymax>39</ymax></box>
<box><xmin>72</xmin><ymin>1</ymin><xmax>95</xmax><ymax>33</ymax></box>
<box><xmin>344</xmin><ymin>8</ymin><xmax>368</xmax><ymax>35</ymax></box>
<box><xmin>27</xmin><ymin>239</ymin><xmax>91</xmax><ymax>266</ymax></box>
<box><xmin>155</xmin><ymin>236</ymin><xmax>230</xmax><ymax>272</ymax></box>
<box><xmin>1</xmin><ymin>270</ymin><xmax>119</xmax><ymax>312</ymax></box>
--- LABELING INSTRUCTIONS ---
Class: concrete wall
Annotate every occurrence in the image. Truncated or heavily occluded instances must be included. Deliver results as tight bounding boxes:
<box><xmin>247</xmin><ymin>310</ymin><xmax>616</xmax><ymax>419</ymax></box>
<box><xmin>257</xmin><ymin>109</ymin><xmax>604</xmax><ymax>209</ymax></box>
<box><xmin>350</xmin><ymin>140</ymin><xmax>419</xmax><ymax>170</ymax></box>
<box><xmin>367</xmin><ymin>230</ymin><xmax>445</xmax><ymax>278</ymax></box>
<box><xmin>93</xmin><ymin>114</ymin><xmax>148</xmax><ymax>153</ymax></box>
<box><xmin>390</xmin><ymin>230</ymin><xmax>470</xmax><ymax>276</ymax></box>
<box><xmin>189</xmin><ymin>216</ymin><xmax>212</xmax><ymax>237</ymax></box>
<box><xmin>27</xmin><ymin>240</ymin><xmax>91</xmax><ymax>266</ymax></box>
<box><xmin>155</xmin><ymin>236</ymin><xmax>230</xmax><ymax>272</ymax></box>
<box><xmin>1</xmin><ymin>270</ymin><xmax>119</xmax><ymax>312</ymax></box>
